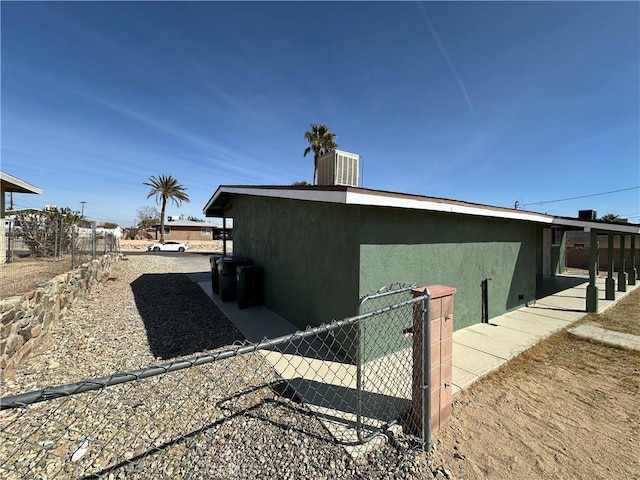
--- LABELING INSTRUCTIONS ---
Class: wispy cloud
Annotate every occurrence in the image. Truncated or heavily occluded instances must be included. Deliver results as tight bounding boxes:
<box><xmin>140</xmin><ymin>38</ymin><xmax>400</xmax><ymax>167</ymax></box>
<box><xmin>417</xmin><ymin>4</ymin><xmax>475</xmax><ymax>117</ymax></box>
<box><xmin>70</xmin><ymin>90</ymin><xmax>282</xmax><ymax>183</ymax></box>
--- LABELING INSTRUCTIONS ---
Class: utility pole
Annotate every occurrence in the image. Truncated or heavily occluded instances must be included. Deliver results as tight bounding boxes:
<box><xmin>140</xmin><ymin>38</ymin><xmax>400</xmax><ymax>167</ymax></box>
<box><xmin>80</xmin><ymin>201</ymin><xmax>86</xmax><ymax>218</ymax></box>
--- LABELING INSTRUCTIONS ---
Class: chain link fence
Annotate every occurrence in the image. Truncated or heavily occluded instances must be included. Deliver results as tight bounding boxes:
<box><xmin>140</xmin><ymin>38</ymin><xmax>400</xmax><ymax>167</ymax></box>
<box><xmin>1</xmin><ymin>287</ymin><xmax>432</xmax><ymax>479</ymax></box>
<box><xmin>2</xmin><ymin>221</ymin><xmax>119</xmax><ymax>299</ymax></box>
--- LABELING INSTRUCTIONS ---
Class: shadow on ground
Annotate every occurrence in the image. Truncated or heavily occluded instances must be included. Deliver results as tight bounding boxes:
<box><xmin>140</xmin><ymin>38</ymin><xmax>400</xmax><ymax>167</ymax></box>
<box><xmin>536</xmin><ymin>275</ymin><xmax>588</xmax><ymax>299</ymax></box>
<box><xmin>131</xmin><ymin>273</ymin><xmax>245</xmax><ymax>359</ymax></box>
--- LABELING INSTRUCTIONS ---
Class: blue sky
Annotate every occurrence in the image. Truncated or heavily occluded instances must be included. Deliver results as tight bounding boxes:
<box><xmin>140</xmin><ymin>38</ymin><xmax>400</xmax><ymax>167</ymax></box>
<box><xmin>2</xmin><ymin>1</ymin><xmax>639</xmax><ymax>227</ymax></box>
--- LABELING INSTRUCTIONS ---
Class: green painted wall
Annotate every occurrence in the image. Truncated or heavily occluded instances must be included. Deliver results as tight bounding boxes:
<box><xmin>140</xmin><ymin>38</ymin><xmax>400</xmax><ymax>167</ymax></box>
<box><xmin>358</xmin><ymin>207</ymin><xmax>538</xmax><ymax>332</ymax></box>
<box><xmin>231</xmin><ymin>196</ymin><xmax>541</xmax><ymax>361</ymax></box>
<box><xmin>232</xmin><ymin>196</ymin><xmax>361</xmax><ymax>332</ymax></box>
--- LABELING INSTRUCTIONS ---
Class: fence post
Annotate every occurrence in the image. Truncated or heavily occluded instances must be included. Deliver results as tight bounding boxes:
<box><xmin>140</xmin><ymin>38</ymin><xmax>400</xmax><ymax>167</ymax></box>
<box><xmin>92</xmin><ymin>222</ymin><xmax>97</xmax><ymax>260</ymax></box>
<box><xmin>410</xmin><ymin>287</ymin><xmax>430</xmax><ymax>448</ymax></box>
<box><xmin>59</xmin><ymin>219</ymin><xmax>64</xmax><ymax>258</ymax></box>
<box><xmin>7</xmin><ymin>221</ymin><xmax>12</xmax><ymax>263</ymax></box>
<box><xmin>71</xmin><ymin>225</ymin><xmax>76</xmax><ymax>269</ymax></box>
<box><xmin>53</xmin><ymin>219</ymin><xmax>59</xmax><ymax>259</ymax></box>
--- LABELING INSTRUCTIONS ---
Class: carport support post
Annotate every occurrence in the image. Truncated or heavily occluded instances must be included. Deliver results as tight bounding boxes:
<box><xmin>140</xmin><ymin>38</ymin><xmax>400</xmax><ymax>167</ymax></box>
<box><xmin>586</xmin><ymin>229</ymin><xmax>599</xmax><ymax>312</ymax></box>
<box><xmin>222</xmin><ymin>216</ymin><xmax>228</xmax><ymax>257</ymax></box>
<box><xmin>628</xmin><ymin>235</ymin><xmax>637</xmax><ymax>286</ymax></box>
<box><xmin>617</xmin><ymin>234</ymin><xmax>627</xmax><ymax>292</ymax></box>
<box><xmin>605</xmin><ymin>233</ymin><xmax>616</xmax><ymax>300</ymax></box>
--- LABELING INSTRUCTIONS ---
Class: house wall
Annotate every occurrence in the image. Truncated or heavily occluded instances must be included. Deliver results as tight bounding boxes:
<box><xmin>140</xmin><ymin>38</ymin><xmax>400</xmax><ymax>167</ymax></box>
<box><xmin>567</xmin><ymin>246</ymin><xmax>640</xmax><ymax>272</ymax></box>
<box><xmin>358</xmin><ymin>207</ymin><xmax>538</xmax><ymax>331</ymax></box>
<box><xmin>566</xmin><ymin>233</ymin><xmax>640</xmax><ymax>271</ymax></box>
<box><xmin>232</xmin><ymin>197</ymin><xmax>540</xmax><ymax>333</ymax></box>
<box><xmin>160</xmin><ymin>228</ymin><xmax>214</xmax><ymax>241</ymax></box>
<box><xmin>232</xmin><ymin>196</ymin><xmax>361</xmax><ymax>331</ymax></box>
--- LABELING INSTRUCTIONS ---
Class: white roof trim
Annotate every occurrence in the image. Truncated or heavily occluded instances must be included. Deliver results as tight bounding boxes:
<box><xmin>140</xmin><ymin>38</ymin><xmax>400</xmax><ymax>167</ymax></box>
<box><xmin>345</xmin><ymin>191</ymin><xmax>554</xmax><ymax>224</ymax></box>
<box><xmin>205</xmin><ymin>186</ymin><xmax>640</xmax><ymax>234</ymax></box>
<box><xmin>207</xmin><ymin>186</ymin><xmax>553</xmax><ymax>223</ymax></box>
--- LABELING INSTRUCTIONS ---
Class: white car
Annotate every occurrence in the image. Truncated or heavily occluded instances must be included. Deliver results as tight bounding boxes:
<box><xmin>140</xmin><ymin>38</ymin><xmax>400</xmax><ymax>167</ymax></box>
<box><xmin>147</xmin><ymin>241</ymin><xmax>188</xmax><ymax>252</ymax></box>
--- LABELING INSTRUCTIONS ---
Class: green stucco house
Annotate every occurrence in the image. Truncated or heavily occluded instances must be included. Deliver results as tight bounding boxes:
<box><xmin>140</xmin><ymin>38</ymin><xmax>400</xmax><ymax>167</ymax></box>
<box><xmin>204</xmin><ymin>185</ymin><xmax>639</xmax><ymax>333</ymax></box>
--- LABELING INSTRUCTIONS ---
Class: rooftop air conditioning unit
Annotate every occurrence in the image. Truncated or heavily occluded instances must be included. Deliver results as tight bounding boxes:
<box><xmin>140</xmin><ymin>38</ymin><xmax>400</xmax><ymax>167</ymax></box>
<box><xmin>316</xmin><ymin>149</ymin><xmax>360</xmax><ymax>187</ymax></box>
<box><xmin>578</xmin><ymin>210</ymin><xmax>597</xmax><ymax>220</ymax></box>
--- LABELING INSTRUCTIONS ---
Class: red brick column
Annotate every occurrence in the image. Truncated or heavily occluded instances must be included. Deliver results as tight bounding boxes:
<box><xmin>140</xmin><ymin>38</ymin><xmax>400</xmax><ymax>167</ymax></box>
<box><xmin>411</xmin><ymin>285</ymin><xmax>456</xmax><ymax>437</ymax></box>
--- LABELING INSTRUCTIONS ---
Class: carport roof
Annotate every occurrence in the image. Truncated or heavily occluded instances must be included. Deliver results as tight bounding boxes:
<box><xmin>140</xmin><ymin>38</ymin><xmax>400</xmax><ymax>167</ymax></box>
<box><xmin>203</xmin><ymin>185</ymin><xmax>640</xmax><ymax>235</ymax></box>
<box><xmin>1</xmin><ymin>171</ymin><xmax>43</xmax><ymax>194</ymax></box>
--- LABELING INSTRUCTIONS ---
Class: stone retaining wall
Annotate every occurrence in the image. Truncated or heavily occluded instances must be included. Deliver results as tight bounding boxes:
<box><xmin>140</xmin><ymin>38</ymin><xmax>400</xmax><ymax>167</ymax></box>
<box><xmin>0</xmin><ymin>253</ymin><xmax>122</xmax><ymax>376</ymax></box>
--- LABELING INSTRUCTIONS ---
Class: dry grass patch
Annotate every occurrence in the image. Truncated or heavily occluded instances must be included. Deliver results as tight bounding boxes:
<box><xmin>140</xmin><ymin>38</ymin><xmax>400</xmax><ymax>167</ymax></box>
<box><xmin>430</xmin><ymin>288</ymin><xmax>640</xmax><ymax>479</ymax></box>
<box><xmin>580</xmin><ymin>286</ymin><xmax>640</xmax><ymax>336</ymax></box>
<box><xmin>0</xmin><ymin>258</ymin><xmax>71</xmax><ymax>299</ymax></box>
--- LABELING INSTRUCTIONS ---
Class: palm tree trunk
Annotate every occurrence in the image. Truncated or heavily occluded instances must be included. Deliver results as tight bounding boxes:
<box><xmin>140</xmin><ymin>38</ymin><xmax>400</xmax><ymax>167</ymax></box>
<box><xmin>313</xmin><ymin>155</ymin><xmax>318</xmax><ymax>185</ymax></box>
<box><xmin>160</xmin><ymin>197</ymin><xmax>167</xmax><ymax>243</ymax></box>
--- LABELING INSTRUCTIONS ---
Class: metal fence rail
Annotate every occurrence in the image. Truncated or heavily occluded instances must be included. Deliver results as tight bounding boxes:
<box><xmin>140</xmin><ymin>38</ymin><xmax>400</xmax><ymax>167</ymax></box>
<box><xmin>1</xmin><ymin>289</ymin><xmax>431</xmax><ymax>478</ymax></box>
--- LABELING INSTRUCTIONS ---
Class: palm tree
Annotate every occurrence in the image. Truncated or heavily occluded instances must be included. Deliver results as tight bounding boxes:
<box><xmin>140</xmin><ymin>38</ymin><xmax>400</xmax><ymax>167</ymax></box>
<box><xmin>600</xmin><ymin>213</ymin><xmax>619</xmax><ymax>222</ymax></box>
<box><xmin>303</xmin><ymin>124</ymin><xmax>337</xmax><ymax>185</ymax></box>
<box><xmin>144</xmin><ymin>175</ymin><xmax>190</xmax><ymax>242</ymax></box>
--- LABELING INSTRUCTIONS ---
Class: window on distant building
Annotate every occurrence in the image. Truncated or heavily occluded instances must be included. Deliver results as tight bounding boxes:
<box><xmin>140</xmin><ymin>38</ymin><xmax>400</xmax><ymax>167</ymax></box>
<box><xmin>201</xmin><ymin>227</ymin><xmax>212</xmax><ymax>235</ymax></box>
<box><xmin>163</xmin><ymin>227</ymin><xmax>171</xmax><ymax>235</ymax></box>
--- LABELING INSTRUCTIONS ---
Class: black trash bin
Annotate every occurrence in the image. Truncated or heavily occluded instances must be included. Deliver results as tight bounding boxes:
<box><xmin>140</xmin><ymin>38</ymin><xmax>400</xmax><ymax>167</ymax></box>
<box><xmin>209</xmin><ymin>254</ymin><xmax>224</xmax><ymax>294</ymax></box>
<box><xmin>237</xmin><ymin>265</ymin><xmax>263</xmax><ymax>309</ymax></box>
<box><xmin>218</xmin><ymin>257</ymin><xmax>253</xmax><ymax>302</ymax></box>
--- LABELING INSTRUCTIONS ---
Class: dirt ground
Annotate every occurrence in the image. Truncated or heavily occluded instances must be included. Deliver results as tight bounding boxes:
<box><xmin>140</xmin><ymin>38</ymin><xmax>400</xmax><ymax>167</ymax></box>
<box><xmin>0</xmin><ymin>244</ymin><xmax>228</xmax><ymax>299</ymax></box>
<box><xmin>429</xmin><ymin>288</ymin><xmax>640</xmax><ymax>479</ymax></box>
<box><xmin>0</xmin><ymin>258</ymin><xmax>79</xmax><ymax>299</ymax></box>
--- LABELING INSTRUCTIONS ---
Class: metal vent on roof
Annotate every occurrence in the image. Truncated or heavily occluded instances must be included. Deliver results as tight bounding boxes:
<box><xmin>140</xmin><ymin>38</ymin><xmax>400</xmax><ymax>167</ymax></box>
<box><xmin>316</xmin><ymin>150</ymin><xmax>360</xmax><ymax>187</ymax></box>
<box><xmin>578</xmin><ymin>210</ymin><xmax>597</xmax><ymax>220</ymax></box>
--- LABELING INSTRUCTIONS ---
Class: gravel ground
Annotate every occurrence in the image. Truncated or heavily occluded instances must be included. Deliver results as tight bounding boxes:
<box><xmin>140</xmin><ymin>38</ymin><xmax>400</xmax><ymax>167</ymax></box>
<box><xmin>1</xmin><ymin>255</ymin><xmax>439</xmax><ymax>479</ymax></box>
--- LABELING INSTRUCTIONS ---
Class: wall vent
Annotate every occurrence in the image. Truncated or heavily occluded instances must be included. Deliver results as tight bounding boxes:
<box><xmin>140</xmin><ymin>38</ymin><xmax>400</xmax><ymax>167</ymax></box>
<box><xmin>316</xmin><ymin>149</ymin><xmax>360</xmax><ymax>187</ymax></box>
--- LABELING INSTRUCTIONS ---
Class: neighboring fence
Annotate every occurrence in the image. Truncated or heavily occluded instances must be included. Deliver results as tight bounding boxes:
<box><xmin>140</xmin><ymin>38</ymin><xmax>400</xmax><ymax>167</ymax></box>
<box><xmin>0</xmin><ymin>288</ymin><xmax>433</xmax><ymax>479</ymax></box>
<box><xmin>566</xmin><ymin>246</ymin><xmax>640</xmax><ymax>273</ymax></box>
<box><xmin>2</xmin><ymin>222</ymin><xmax>119</xmax><ymax>299</ymax></box>
<box><xmin>0</xmin><ymin>254</ymin><xmax>122</xmax><ymax>373</ymax></box>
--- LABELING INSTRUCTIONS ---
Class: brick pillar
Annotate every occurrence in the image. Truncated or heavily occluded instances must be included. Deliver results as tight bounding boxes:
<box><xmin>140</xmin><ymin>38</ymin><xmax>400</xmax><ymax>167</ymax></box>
<box><xmin>411</xmin><ymin>285</ymin><xmax>456</xmax><ymax>442</ymax></box>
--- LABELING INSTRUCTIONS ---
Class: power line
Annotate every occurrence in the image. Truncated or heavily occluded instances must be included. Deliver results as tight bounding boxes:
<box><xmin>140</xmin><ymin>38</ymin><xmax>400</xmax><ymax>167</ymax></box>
<box><xmin>521</xmin><ymin>186</ymin><xmax>640</xmax><ymax>207</ymax></box>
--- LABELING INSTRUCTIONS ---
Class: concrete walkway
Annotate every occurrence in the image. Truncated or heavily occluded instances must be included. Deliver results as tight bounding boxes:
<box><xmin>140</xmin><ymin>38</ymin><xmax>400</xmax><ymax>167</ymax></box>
<box><xmin>194</xmin><ymin>271</ymin><xmax>639</xmax><ymax>452</ymax></box>
<box><xmin>196</xmin><ymin>272</ymin><xmax>639</xmax><ymax>396</ymax></box>
<box><xmin>449</xmin><ymin>273</ymin><xmax>639</xmax><ymax>395</ymax></box>
<box><xmin>569</xmin><ymin>323</ymin><xmax>640</xmax><ymax>351</ymax></box>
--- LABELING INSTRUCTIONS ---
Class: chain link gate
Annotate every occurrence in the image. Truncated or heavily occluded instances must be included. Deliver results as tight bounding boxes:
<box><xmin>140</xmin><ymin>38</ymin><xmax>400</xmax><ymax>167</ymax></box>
<box><xmin>1</xmin><ymin>287</ymin><xmax>432</xmax><ymax>478</ymax></box>
<box><xmin>356</xmin><ymin>284</ymin><xmax>432</xmax><ymax>447</ymax></box>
